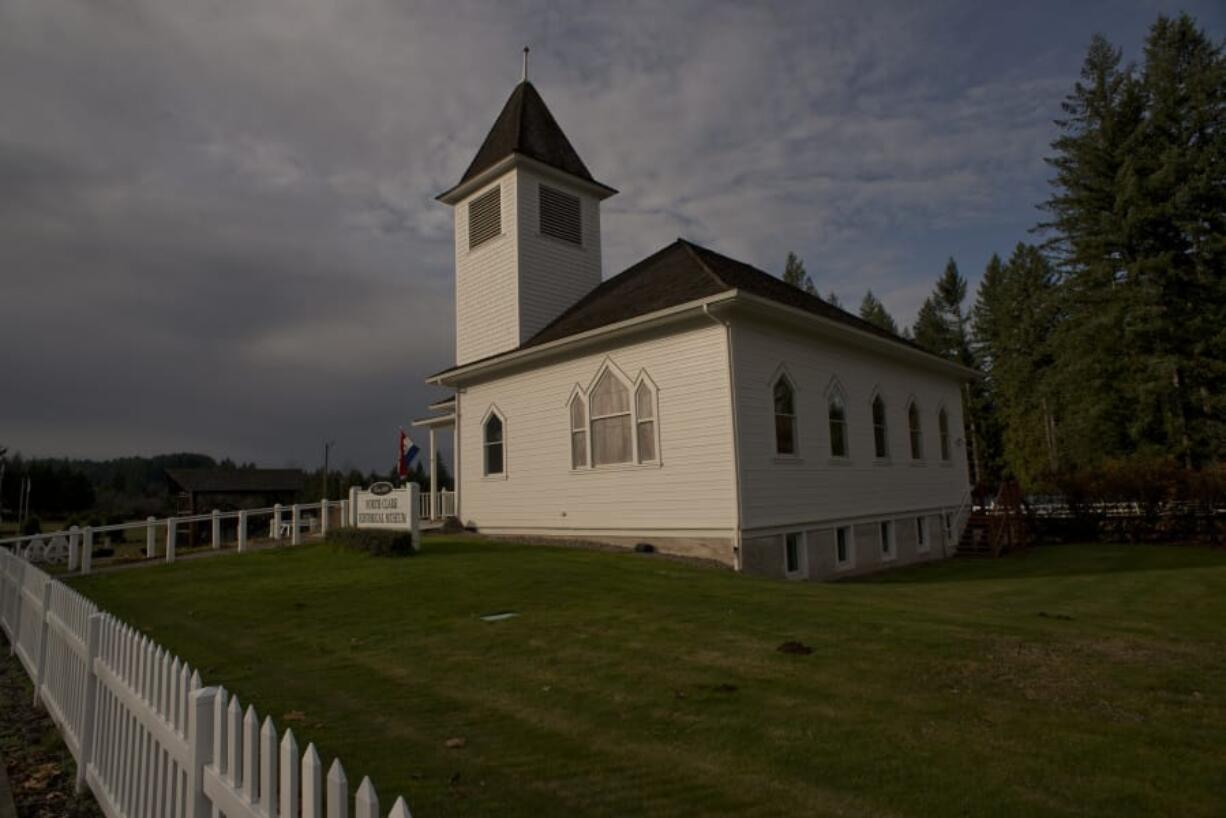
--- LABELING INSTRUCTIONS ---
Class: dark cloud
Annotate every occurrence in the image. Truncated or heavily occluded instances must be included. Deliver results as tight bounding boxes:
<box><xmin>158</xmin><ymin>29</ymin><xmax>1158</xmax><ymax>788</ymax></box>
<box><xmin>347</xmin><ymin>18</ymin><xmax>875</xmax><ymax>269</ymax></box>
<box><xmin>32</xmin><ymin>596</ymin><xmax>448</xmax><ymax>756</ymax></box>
<box><xmin>1</xmin><ymin>0</ymin><xmax>1222</xmax><ymax>469</ymax></box>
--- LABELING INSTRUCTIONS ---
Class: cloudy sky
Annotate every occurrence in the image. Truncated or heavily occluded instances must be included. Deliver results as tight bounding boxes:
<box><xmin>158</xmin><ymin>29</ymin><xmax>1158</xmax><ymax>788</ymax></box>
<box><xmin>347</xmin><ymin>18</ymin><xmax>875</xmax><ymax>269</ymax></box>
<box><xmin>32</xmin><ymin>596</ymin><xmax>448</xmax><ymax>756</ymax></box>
<box><xmin>2</xmin><ymin>0</ymin><xmax>1222</xmax><ymax>472</ymax></box>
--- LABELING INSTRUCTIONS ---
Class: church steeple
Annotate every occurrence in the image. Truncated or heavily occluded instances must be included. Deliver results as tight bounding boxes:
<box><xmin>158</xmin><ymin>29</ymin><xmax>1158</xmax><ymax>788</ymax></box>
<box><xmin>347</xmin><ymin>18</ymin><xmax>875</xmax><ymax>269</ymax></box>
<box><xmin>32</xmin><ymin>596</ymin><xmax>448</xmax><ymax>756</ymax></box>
<box><xmin>438</xmin><ymin>80</ymin><xmax>615</xmax><ymax>204</ymax></box>
<box><xmin>440</xmin><ymin>74</ymin><xmax>615</xmax><ymax>367</ymax></box>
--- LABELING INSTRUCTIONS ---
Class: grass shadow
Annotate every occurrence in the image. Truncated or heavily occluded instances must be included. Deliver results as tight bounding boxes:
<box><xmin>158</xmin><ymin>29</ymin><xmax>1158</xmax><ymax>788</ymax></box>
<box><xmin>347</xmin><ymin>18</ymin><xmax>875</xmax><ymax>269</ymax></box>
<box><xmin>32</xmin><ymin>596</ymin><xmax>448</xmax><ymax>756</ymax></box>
<box><xmin>856</xmin><ymin>542</ymin><xmax>1226</xmax><ymax>585</ymax></box>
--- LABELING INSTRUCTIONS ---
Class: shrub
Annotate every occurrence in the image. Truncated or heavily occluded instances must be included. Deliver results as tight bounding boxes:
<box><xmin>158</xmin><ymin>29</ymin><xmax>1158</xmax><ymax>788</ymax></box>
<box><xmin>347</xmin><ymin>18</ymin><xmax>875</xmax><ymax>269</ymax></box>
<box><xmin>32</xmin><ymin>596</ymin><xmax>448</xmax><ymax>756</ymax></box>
<box><xmin>330</xmin><ymin>527</ymin><xmax>416</xmax><ymax>557</ymax></box>
<box><xmin>20</xmin><ymin>516</ymin><xmax>42</xmax><ymax>536</ymax></box>
<box><xmin>1039</xmin><ymin>456</ymin><xmax>1225</xmax><ymax>545</ymax></box>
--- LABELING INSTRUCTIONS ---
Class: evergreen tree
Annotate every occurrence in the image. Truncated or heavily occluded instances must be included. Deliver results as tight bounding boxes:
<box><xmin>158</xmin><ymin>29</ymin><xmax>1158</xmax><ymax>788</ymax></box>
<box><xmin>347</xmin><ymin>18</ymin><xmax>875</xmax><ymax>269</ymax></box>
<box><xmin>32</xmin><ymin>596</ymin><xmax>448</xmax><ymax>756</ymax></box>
<box><xmin>826</xmin><ymin>290</ymin><xmax>842</xmax><ymax>309</ymax></box>
<box><xmin>911</xmin><ymin>297</ymin><xmax>946</xmax><ymax>354</ymax></box>
<box><xmin>782</xmin><ymin>252</ymin><xmax>817</xmax><ymax>296</ymax></box>
<box><xmin>1116</xmin><ymin>14</ymin><xmax>1226</xmax><ymax>465</ymax></box>
<box><xmin>972</xmin><ymin>245</ymin><xmax>1061</xmax><ymax>486</ymax></box>
<box><xmin>910</xmin><ymin>260</ymin><xmax>970</xmax><ymax>363</ymax></box>
<box><xmin>858</xmin><ymin>290</ymin><xmax>899</xmax><ymax>334</ymax></box>
<box><xmin>1040</xmin><ymin>33</ymin><xmax>1144</xmax><ymax>468</ymax></box>
<box><xmin>911</xmin><ymin>258</ymin><xmax>983</xmax><ymax>482</ymax></box>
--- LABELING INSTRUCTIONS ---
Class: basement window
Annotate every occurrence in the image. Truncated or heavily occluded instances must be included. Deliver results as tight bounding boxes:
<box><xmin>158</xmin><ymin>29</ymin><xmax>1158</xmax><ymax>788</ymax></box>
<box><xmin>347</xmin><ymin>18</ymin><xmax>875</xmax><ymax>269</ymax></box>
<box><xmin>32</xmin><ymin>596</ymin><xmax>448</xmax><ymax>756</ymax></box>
<box><xmin>539</xmin><ymin>184</ymin><xmax>582</xmax><ymax>245</ymax></box>
<box><xmin>835</xmin><ymin>526</ymin><xmax>854</xmax><ymax>569</ymax></box>
<box><xmin>468</xmin><ymin>186</ymin><xmax>502</xmax><ymax>249</ymax></box>
<box><xmin>784</xmin><ymin>531</ymin><xmax>806</xmax><ymax>579</ymax></box>
<box><xmin>879</xmin><ymin>520</ymin><xmax>895</xmax><ymax>561</ymax></box>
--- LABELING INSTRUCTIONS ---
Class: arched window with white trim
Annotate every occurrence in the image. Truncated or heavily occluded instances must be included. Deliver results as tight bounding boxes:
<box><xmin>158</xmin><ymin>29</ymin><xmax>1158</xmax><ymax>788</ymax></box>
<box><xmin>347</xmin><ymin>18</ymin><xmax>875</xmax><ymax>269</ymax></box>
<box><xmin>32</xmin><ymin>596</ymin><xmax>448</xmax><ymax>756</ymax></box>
<box><xmin>938</xmin><ymin>408</ymin><xmax>951</xmax><ymax>461</ymax></box>
<box><xmin>872</xmin><ymin>394</ymin><xmax>889</xmax><ymax>459</ymax></box>
<box><xmin>907</xmin><ymin>400</ymin><xmax>923</xmax><ymax>460</ymax></box>
<box><xmin>590</xmin><ymin>369</ymin><xmax>632</xmax><ymax>466</ymax></box>
<box><xmin>569</xmin><ymin>394</ymin><xmax>588</xmax><ymax>468</ymax></box>
<box><xmin>774</xmin><ymin>375</ymin><xmax>796</xmax><ymax>455</ymax></box>
<box><xmin>635</xmin><ymin>381</ymin><xmax>657</xmax><ymax>463</ymax></box>
<box><xmin>483</xmin><ymin>411</ymin><xmax>504</xmax><ymax>475</ymax></box>
<box><xmin>828</xmin><ymin>389</ymin><xmax>848</xmax><ymax>458</ymax></box>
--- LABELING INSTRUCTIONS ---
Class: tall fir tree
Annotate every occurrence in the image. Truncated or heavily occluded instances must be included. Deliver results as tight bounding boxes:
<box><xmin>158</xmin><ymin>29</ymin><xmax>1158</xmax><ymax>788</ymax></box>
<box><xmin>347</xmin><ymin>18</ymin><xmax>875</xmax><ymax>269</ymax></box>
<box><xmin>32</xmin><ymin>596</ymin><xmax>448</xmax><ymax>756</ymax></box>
<box><xmin>911</xmin><ymin>259</ymin><xmax>971</xmax><ymax>363</ymax></box>
<box><xmin>972</xmin><ymin>245</ymin><xmax>1062</xmax><ymax>486</ymax></box>
<box><xmin>782</xmin><ymin>252</ymin><xmax>817</xmax><ymax>295</ymax></box>
<box><xmin>911</xmin><ymin>257</ymin><xmax>985</xmax><ymax>483</ymax></box>
<box><xmin>858</xmin><ymin>290</ymin><xmax>900</xmax><ymax>334</ymax></box>
<box><xmin>1040</xmin><ymin>33</ymin><xmax>1144</xmax><ymax>469</ymax></box>
<box><xmin>1116</xmin><ymin>14</ymin><xmax>1226</xmax><ymax>465</ymax></box>
<box><xmin>1039</xmin><ymin>17</ymin><xmax>1225</xmax><ymax>469</ymax></box>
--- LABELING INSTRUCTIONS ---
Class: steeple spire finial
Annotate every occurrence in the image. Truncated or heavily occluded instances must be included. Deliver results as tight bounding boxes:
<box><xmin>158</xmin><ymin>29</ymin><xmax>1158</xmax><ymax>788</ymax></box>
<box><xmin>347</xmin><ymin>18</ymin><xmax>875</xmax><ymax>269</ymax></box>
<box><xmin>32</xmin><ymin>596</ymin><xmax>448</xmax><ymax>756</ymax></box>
<box><xmin>522</xmin><ymin>46</ymin><xmax>529</xmax><ymax>82</ymax></box>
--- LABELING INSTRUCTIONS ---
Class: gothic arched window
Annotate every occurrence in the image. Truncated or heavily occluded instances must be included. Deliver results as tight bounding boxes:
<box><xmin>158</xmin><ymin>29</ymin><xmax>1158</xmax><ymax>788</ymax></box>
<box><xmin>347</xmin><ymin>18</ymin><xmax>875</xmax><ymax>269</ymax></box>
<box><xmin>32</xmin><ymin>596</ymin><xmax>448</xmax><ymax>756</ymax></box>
<box><xmin>774</xmin><ymin>375</ymin><xmax>797</xmax><ymax>455</ymax></box>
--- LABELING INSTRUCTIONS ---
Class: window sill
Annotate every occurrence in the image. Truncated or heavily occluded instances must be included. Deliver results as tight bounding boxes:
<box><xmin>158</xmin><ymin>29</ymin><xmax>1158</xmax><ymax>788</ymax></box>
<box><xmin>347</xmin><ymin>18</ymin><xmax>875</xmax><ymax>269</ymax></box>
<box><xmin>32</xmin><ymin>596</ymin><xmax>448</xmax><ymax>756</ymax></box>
<box><xmin>835</xmin><ymin>560</ymin><xmax>854</xmax><ymax>572</ymax></box>
<box><xmin>570</xmin><ymin>461</ymin><xmax>663</xmax><ymax>475</ymax></box>
<box><xmin>873</xmin><ymin>458</ymin><xmax>892</xmax><ymax>466</ymax></box>
<box><xmin>880</xmin><ymin>552</ymin><xmax>897</xmax><ymax>563</ymax></box>
<box><xmin>909</xmin><ymin>460</ymin><xmax>927</xmax><ymax>467</ymax></box>
<box><xmin>784</xmin><ymin>570</ymin><xmax>806</xmax><ymax>581</ymax></box>
<box><xmin>827</xmin><ymin>456</ymin><xmax>853</xmax><ymax>466</ymax></box>
<box><xmin>482</xmin><ymin>473</ymin><xmax>508</xmax><ymax>482</ymax></box>
<box><xmin>773</xmin><ymin>455</ymin><xmax>804</xmax><ymax>465</ymax></box>
<box><xmin>917</xmin><ymin>547</ymin><xmax>930</xmax><ymax>555</ymax></box>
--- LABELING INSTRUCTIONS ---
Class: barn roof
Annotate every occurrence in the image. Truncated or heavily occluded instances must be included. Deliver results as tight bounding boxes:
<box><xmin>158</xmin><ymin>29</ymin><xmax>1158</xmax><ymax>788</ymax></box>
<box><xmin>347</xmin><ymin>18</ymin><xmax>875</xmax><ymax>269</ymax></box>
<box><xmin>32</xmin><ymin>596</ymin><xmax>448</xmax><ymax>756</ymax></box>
<box><xmin>165</xmin><ymin>468</ymin><xmax>305</xmax><ymax>494</ymax></box>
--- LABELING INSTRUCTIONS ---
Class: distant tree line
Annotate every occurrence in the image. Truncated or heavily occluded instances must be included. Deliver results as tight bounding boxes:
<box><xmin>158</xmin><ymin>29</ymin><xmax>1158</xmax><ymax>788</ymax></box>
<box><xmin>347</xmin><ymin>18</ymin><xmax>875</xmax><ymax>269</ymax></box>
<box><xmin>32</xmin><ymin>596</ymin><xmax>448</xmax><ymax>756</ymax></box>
<box><xmin>0</xmin><ymin>450</ymin><xmax>453</xmax><ymax>527</ymax></box>
<box><xmin>783</xmin><ymin>12</ymin><xmax>1225</xmax><ymax>493</ymax></box>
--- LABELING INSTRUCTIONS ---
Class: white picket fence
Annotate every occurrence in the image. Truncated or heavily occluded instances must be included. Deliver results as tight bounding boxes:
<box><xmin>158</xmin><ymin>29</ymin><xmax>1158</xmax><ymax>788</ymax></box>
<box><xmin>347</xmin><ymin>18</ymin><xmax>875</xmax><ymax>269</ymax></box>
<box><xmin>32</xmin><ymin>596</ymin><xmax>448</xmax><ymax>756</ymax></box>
<box><xmin>0</xmin><ymin>500</ymin><xmax>349</xmax><ymax>575</ymax></box>
<box><xmin>0</xmin><ymin>547</ymin><xmax>413</xmax><ymax>817</ymax></box>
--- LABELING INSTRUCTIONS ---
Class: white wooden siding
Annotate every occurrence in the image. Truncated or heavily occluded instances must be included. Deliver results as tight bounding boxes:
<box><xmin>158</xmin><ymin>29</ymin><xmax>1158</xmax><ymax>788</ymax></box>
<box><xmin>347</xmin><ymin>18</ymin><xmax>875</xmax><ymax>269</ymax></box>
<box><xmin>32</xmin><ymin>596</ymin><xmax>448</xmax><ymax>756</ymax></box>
<box><xmin>457</xmin><ymin>321</ymin><xmax>736</xmax><ymax>536</ymax></box>
<box><xmin>730</xmin><ymin>317</ymin><xmax>970</xmax><ymax>532</ymax></box>
<box><xmin>454</xmin><ymin>176</ymin><xmax>520</xmax><ymax>365</ymax></box>
<box><xmin>516</xmin><ymin>168</ymin><xmax>603</xmax><ymax>343</ymax></box>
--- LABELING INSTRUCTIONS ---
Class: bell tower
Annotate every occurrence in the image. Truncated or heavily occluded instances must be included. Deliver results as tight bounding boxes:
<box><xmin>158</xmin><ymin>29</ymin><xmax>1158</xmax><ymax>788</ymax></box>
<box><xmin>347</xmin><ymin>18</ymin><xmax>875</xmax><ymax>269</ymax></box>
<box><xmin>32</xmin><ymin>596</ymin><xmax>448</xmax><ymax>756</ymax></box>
<box><xmin>437</xmin><ymin>66</ymin><xmax>617</xmax><ymax>366</ymax></box>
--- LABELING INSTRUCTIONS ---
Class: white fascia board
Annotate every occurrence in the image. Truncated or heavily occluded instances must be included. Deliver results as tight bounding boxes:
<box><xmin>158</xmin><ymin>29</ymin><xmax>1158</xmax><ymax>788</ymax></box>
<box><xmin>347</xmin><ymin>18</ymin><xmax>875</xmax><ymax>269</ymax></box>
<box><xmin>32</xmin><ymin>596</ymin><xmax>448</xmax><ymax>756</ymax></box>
<box><xmin>437</xmin><ymin>153</ymin><xmax>617</xmax><ymax>205</ymax></box>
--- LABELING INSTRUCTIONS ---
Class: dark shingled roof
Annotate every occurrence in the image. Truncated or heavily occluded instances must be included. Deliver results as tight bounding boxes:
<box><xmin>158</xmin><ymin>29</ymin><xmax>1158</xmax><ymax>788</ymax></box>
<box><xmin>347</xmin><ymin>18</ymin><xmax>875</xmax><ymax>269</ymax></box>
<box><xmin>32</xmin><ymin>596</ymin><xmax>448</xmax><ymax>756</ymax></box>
<box><xmin>451</xmin><ymin>81</ymin><xmax>610</xmax><ymax>192</ymax></box>
<box><xmin>165</xmin><ymin>468</ymin><xmax>305</xmax><ymax>494</ymax></box>
<box><xmin>522</xmin><ymin>239</ymin><xmax>933</xmax><ymax>355</ymax></box>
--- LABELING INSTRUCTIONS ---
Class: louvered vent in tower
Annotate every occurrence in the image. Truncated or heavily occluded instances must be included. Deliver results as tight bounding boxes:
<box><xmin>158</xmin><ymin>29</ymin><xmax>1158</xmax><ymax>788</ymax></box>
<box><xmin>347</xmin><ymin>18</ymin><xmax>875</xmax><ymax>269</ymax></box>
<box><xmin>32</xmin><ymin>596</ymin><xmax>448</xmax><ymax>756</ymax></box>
<box><xmin>539</xmin><ymin>184</ymin><xmax>582</xmax><ymax>245</ymax></box>
<box><xmin>468</xmin><ymin>186</ymin><xmax>502</xmax><ymax>249</ymax></box>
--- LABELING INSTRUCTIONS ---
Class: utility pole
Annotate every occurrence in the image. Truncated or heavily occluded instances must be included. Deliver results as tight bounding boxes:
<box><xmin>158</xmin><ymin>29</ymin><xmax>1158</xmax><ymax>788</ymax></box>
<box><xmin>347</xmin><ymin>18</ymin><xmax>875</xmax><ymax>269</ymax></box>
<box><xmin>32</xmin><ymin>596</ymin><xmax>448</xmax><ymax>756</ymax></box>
<box><xmin>322</xmin><ymin>440</ymin><xmax>335</xmax><ymax>501</ymax></box>
<box><xmin>0</xmin><ymin>446</ymin><xmax>7</xmax><ymax>525</ymax></box>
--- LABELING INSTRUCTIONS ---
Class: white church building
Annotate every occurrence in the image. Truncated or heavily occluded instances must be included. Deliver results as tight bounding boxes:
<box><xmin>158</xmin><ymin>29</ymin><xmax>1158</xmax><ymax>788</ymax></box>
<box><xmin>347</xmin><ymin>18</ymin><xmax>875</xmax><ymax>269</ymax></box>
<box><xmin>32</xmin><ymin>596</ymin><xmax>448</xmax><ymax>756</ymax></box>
<box><xmin>414</xmin><ymin>77</ymin><xmax>975</xmax><ymax>579</ymax></box>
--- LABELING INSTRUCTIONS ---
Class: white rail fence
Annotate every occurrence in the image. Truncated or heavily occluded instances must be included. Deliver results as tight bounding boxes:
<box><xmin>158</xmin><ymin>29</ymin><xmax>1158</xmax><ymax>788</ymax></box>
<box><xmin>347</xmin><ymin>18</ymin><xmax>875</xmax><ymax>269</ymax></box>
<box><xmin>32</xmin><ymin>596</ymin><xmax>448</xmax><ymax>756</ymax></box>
<box><xmin>0</xmin><ymin>499</ymin><xmax>350</xmax><ymax>575</ymax></box>
<box><xmin>0</xmin><ymin>547</ymin><xmax>413</xmax><ymax>817</ymax></box>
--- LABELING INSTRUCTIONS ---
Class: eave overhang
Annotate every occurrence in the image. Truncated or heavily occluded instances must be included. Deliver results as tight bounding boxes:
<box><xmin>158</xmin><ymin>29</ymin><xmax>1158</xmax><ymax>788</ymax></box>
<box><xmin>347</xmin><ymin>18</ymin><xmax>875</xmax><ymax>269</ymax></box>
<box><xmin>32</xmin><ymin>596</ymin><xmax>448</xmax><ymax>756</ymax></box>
<box><xmin>436</xmin><ymin>153</ymin><xmax>618</xmax><ymax>205</ymax></box>
<box><xmin>425</xmin><ymin>289</ymin><xmax>979</xmax><ymax>388</ymax></box>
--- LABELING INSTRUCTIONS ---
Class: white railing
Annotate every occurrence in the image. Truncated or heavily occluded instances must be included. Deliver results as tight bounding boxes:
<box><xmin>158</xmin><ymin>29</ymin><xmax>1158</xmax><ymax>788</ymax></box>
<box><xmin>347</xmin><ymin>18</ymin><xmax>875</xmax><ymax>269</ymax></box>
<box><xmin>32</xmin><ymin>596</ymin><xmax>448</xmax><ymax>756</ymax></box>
<box><xmin>0</xmin><ymin>547</ymin><xmax>412</xmax><ymax>818</ymax></box>
<box><xmin>0</xmin><ymin>499</ymin><xmax>351</xmax><ymax>575</ymax></box>
<box><xmin>417</xmin><ymin>490</ymin><xmax>456</xmax><ymax>521</ymax></box>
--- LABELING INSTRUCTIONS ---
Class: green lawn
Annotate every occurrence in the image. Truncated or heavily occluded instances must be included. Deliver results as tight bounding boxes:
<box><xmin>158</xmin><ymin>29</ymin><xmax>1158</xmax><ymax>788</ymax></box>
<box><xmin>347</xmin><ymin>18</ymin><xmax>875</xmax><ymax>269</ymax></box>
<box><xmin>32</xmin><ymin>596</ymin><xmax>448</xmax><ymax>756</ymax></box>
<box><xmin>71</xmin><ymin>539</ymin><xmax>1226</xmax><ymax>818</ymax></box>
